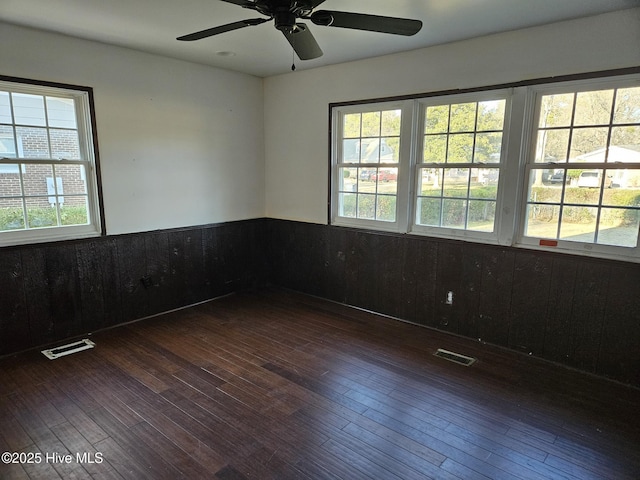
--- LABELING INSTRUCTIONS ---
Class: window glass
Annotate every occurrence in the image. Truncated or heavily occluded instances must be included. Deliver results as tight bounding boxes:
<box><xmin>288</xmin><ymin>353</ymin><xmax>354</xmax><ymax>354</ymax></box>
<box><xmin>524</xmin><ymin>82</ymin><xmax>640</xmax><ymax>251</ymax></box>
<box><xmin>416</xmin><ymin>97</ymin><xmax>507</xmax><ymax>234</ymax></box>
<box><xmin>0</xmin><ymin>79</ymin><xmax>102</xmax><ymax>245</ymax></box>
<box><xmin>335</xmin><ymin>107</ymin><xmax>401</xmax><ymax>224</ymax></box>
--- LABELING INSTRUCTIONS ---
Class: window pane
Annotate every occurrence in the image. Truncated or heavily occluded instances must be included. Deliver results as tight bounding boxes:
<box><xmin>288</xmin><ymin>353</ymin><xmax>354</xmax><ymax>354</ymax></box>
<box><xmin>376</xmin><ymin>195</ymin><xmax>396</xmax><ymax>222</ymax></box>
<box><xmin>357</xmin><ymin>193</ymin><xmax>375</xmax><ymax>219</ymax></box>
<box><xmin>25</xmin><ymin>197</ymin><xmax>57</xmax><ymax>228</ymax></box>
<box><xmin>56</xmin><ymin>164</ymin><xmax>88</xmax><ymax>195</ymax></box>
<box><xmin>447</xmin><ymin>133</ymin><xmax>474</xmax><ymax>163</ymax></box>
<box><xmin>449</xmin><ymin>103</ymin><xmax>476</xmax><ymax>132</ymax></box>
<box><xmin>46</xmin><ymin>97</ymin><xmax>77</xmax><ymax>129</ymax></box>
<box><xmin>559</xmin><ymin>206</ymin><xmax>597</xmax><ymax>242</ymax></box>
<box><xmin>0</xmin><ymin>197</ymin><xmax>24</xmax><ymax>231</ymax></box>
<box><xmin>574</xmin><ymin>90</ymin><xmax>614</xmax><ymax>126</ymax></box>
<box><xmin>468</xmin><ymin>200</ymin><xmax>495</xmax><ymax>232</ymax></box>
<box><xmin>22</xmin><ymin>164</ymin><xmax>53</xmax><ymax>196</ymax></box>
<box><xmin>569</xmin><ymin>127</ymin><xmax>608</xmax><ymax>160</ymax></box>
<box><xmin>343</xmin><ymin>113</ymin><xmax>361</xmax><ymax>138</ymax></box>
<box><xmin>534</xmin><ymin>129</ymin><xmax>570</xmax><ymax>163</ymax></box>
<box><xmin>442</xmin><ymin>198</ymin><xmax>467</xmax><ymax>228</ymax></box>
<box><xmin>0</xmin><ymin>92</ymin><xmax>11</xmax><ymax>123</ymax></box>
<box><xmin>50</xmin><ymin>129</ymin><xmax>81</xmax><ymax>159</ymax></box>
<box><xmin>339</xmin><ymin>192</ymin><xmax>356</xmax><ymax>217</ymax></box>
<box><xmin>471</xmin><ymin>168</ymin><xmax>499</xmax><ymax>198</ymax></box>
<box><xmin>361</xmin><ymin>111</ymin><xmax>381</xmax><ymax>137</ymax></box>
<box><xmin>565</xmin><ymin>170</ymin><xmax>608</xmax><ymax>205</ymax></box>
<box><xmin>539</xmin><ymin>93</ymin><xmax>574</xmax><ymax>128</ymax></box>
<box><xmin>597</xmin><ymin>208</ymin><xmax>639</xmax><ymax>247</ymax></box>
<box><xmin>16</xmin><ymin>126</ymin><xmax>50</xmax><ymax>158</ymax></box>
<box><xmin>359</xmin><ymin>139</ymin><xmax>378</xmax><ymax>162</ymax></box>
<box><xmin>381</xmin><ymin>109</ymin><xmax>401</xmax><ymax>136</ymax></box>
<box><xmin>525</xmin><ymin>204</ymin><xmax>560</xmax><ymax>238</ymax></box>
<box><xmin>343</xmin><ymin>139</ymin><xmax>359</xmax><ymax>162</ymax></box>
<box><xmin>425</xmin><ymin>105</ymin><xmax>449</xmax><ymax>134</ymax></box>
<box><xmin>528</xmin><ymin>173</ymin><xmax>563</xmax><ymax>203</ymax></box>
<box><xmin>613</xmin><ymin>87</ymin><xmax>640</xmax><ymax>124</ymax></box>
<box><xmin>381</xmin><ymin>137</ymin><xmax>399</xmax><ymax>163</ymax></box>
<box><xmin>0</xmin><ymin>166</ymin><xmax>22</xmax><ymax>196</ymax></box>
<box><xmin>416</xmin><ymin>197</ymin><xmax>441</xmax><ymax>226</ymax></box>
<box><xmin>339</xmin><ymin>167</ymin><xmax>357</xmax><ymax>192</ymax></box>
<box><xmin>477</xmin><ymin>100</ymin><xmax>505</xmax><ymax>131</ymax></box>
<box><xmin>423</xmin><ymin>135</ymin><xmax>447</xmax><ymax>163</ymax></box>
<box><xmin>610</xmin><ymin>126</ymin><xmax>640</xmax><ymax>154</ymax></box>
<box><xmin>60</xmin><ymin>197</ymin><xmax>89</xmax><ymax>226</ymax></box>
<box><xmin>419</xmin><ymin>168</ymin><xmax>442</xmax><ymax>196</ymax></box>
<box><xmin>474</xmin><ymin>132</ymin><xmax>502</xmax><ymax>162</ymax></box>
<box><xmin>442</xmin><ymin>168</ymin><xmax>469</xmax><ymax>198</ymax></box>
<box><xmin>12</xmin><ymin>93</ymin><xmax>46</xmax><ymax>126</ymax></box>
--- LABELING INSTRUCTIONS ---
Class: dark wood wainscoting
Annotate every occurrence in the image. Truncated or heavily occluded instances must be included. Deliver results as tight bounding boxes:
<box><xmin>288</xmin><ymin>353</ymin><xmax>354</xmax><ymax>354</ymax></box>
<box><xmin>0</xmin><ymin>219</ymin><xmax>268</xmax><ymax>357</ymax></box>
<box><xmin>2</xmin><ymin>217</ymin><xmax>639</xmax><ymax>389</ymax></box>
<box><xmin>1</xmin><ymin>290</ymin><xmax>638</xmax><ymax>479</ymax></box>
<box><xmin>266</xmin><ymin>219</ymin><xmax>640</xmax><ymax>387</ymax></box>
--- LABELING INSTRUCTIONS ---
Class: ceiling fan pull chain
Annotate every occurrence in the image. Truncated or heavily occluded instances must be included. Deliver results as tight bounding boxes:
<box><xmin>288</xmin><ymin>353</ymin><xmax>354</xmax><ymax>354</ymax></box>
<box><xmin>291</xmin><ymin>46</ymin><xmax>296</xmax><ymax>71</ymax></box>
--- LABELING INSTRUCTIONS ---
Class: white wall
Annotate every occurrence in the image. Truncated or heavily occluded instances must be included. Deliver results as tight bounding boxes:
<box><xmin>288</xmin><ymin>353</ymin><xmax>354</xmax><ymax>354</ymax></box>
<box><xmin>264</xmin><ymin>8</ymin><xmax>640</xmax><ymax>224</ymax></box>
<box><xmin>0</xmin><ymin>23</ymin><xmax>264</xmax><ymax>235</ymax></box>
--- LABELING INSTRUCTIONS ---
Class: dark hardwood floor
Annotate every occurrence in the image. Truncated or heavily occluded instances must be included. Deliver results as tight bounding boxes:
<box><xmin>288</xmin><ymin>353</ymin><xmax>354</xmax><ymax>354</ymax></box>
<box><xmin>1</xmin><ymin>288</ymin><xmax>639</xmax><ymax>479</ymax></box>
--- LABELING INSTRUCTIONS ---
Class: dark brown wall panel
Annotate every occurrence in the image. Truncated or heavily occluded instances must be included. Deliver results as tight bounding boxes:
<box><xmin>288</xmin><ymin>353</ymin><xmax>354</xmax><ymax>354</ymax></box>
<box><xmin>44</xmin><ymin>244</ymin><xmax>82</xmax><ymax>340</ymax></box>
<box><xmin>21</xmin><ymin>247</ymin><xmax>53</xmax><ymax>346</ymax></box>
<box><xmin>598</xmin><ymin>263</ymin><xmax>640</xmax><ymax>385</ymax></box>
<box><xmin>412</xmin><ymin>237</ymin><xmax>438</xmax><ymax>328</ymax></box>
<box><xmin>477</xmin><ymin>248</ymin><xmax>515</xmax><ymax>347</ymax></box>
<box><xmin>0</xmin><ymin>250</ymin><xmax>29</xmax><ymax>355</ymax></box>
<box><xmin>264</xmin><ymin>220</ymin><xmax>640</xmax><ymax>387</ymax></box>
<box><xmin>542</xmin><ymin>256</ymin><xmax>578</xmax><ymax>364</ymax></box>
<box><xmin>566</xmin><ymin>261</ymin><xmax>610</xmax><ymax>373</ymax></box>
<box><xmin>117</xmin><ymin>234</ymin><xmax>149</xmax><ymax>323</ymax></box>
<box><xmin>0</xmin><ymin>220</ymin><xmax>267</xmax><ymax>357</ymax></box>
<box><xmin>508</xmin><ymin>252</ymin><xmax>553</xmax><ymax>355</ymax></box>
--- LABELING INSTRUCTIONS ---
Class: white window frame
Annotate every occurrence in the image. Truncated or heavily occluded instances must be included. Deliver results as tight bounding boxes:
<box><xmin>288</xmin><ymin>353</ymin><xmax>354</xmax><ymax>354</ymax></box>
<box><xmin>0</xmin><ymin>78</ymin><xmax>103</xmax><ymax>247</ymax></box>
<box><xmin>330</xmin><ymin>100</ymin><xmax>414</xmax><ymax>233</ymax></box>
<box><xmin>515</xmin><ymin>75</ymin><xmax>640</xmax><ymax>263</ymax></box>
<box><xmin>330</xmin><ymin>70</ymin><xmax>640</xmax><ymax>263</ymax></box>
<box><xmin>410</xmin><ymin>90</ymin><xmax>513</xmax><ymax>244</ymax></box>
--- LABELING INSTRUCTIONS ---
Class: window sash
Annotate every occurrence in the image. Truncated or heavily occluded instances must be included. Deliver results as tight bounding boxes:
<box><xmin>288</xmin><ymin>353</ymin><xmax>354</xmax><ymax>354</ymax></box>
<box><xmin>516</xmin><ymin>76</ymin><xmax>640</xmax><ymax>261</ymax></box>
<box><xmin>332</xmin><ymin>101</ymin><xmax>412</xmax><ymax>232</ymax></box>
<box><xmin>0</xmin><ymin>78</ymin><xmax>102</xmax><ymax>246</ymax></box>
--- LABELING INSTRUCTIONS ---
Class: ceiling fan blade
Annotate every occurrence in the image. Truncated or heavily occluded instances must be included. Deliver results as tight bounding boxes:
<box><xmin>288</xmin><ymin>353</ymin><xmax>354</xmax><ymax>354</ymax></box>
<box><xmin>282</xmin><ymin>23</ymin><xmax>323</xmax><ymax>60</ymax></box>
<box><xmin>177</xmin><ymin>18</ymin><xmax>268</xmax><ymax>41</ymax></box>
<box><xmin>310</xmin><ymin>10</ymin><xmax>422</xmax><ymax>36</ymax></box>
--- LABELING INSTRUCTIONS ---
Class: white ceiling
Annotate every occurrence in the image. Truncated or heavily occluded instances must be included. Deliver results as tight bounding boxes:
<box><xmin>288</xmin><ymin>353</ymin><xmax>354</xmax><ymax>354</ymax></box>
<box><xmin>1</xmin><ymin>0</ymin><xmax>638</xmax><ymax>77</ymax></box>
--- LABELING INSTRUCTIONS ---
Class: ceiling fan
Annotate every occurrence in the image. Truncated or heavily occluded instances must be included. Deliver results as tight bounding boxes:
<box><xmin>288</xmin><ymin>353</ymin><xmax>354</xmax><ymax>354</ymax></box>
<box><xmin>177</xmin><ymin>0</ymin><xmax>423</xmax><ymax>61</ymax></box>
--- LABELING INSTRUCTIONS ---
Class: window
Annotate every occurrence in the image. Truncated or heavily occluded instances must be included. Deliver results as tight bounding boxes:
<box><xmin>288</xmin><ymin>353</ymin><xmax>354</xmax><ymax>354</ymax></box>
<box><xmin>331</xmin><ymin>92</ymin><xmax>510</xmax><ymax>243</ymax></box>
<box><xmin>333</xmin><ymin>102</ymin><xmax>412</xmax><ymax>232</ymax></box>
<box><xmin>0</xmin><ymin>77</ymin><xmax>103</xmax><ymax>246</ymax></box>
<box><xmin>520</xmin><ymin>79</ymin><xmax>640</xmax><ymax>257</ymax></box>
<box><xmin>330</xmin><ymin>70</ymin><xmax>640</xmax><ymax>262</ymax></box>
<box><xmin>413</xmin><ymin>93</ymin><xmax>509</xmax><ymax>239</ymax></box>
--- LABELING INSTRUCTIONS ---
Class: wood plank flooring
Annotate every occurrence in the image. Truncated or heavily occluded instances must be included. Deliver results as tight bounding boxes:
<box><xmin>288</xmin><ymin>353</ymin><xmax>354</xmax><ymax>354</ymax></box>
<box><xmin>1</xmin><ymin>288</ymin><xmax>639</xmax><ymax>479</ymax></box>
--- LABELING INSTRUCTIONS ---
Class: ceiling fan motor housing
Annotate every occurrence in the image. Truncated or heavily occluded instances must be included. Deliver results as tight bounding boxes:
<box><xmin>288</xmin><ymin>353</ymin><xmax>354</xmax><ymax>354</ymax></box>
<box><xmin>274</xmin><ymin>10</ymin><xmax>297</xmax><ymax>32</ymax></box>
